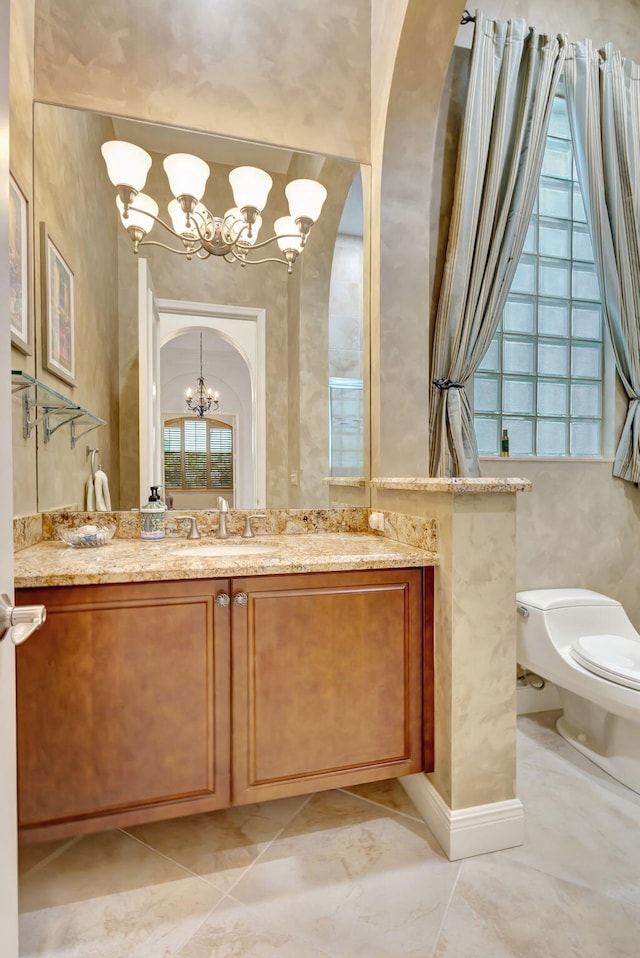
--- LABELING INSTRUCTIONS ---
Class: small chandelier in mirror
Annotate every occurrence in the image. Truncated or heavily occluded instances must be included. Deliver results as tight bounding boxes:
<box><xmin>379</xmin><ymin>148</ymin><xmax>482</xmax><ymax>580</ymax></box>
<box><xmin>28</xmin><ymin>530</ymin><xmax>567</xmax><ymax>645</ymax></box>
<box><xmin>185</xmin><ymin>334</ymin><xmax>220</xmax><ymax>417</ymax></box>
<box><xmin>101</xmin><ymin>141</ymin><xmax>327</xmax><ymax>274</ymax></box>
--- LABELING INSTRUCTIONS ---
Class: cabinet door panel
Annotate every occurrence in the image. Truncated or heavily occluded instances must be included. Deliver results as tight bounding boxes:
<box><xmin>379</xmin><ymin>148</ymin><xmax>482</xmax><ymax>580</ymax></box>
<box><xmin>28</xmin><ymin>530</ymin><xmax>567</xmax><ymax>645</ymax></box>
<box><xmin>16</xmin><ymin>580</ymin><xmax>230</xmax><ymax>840</ymax></box>
<box><xmin>232</xmin><ymin>569</ymin><xmax>424</xmax><ymax>803</ymax></box>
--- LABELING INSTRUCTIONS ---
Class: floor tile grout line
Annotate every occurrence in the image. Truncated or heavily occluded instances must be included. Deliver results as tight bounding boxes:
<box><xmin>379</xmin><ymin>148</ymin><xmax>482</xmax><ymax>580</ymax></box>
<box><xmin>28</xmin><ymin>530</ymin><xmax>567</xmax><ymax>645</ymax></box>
<box><xmin>18</xmin><ymin>834</ymin><xmax>83</xmax><ymax>883</ymax></box>
<box><xmin>119</xmin><ymin>794</ymin><xmax>315</xmax><ymax>898</ymax></box>
<box><xmin>216</xmin><ymin>792</ymin><xmax>316</xmax><ymax>898</ymax></box>
<box><xmin>429</xmin><ymin>858</ymin><xmax>464</xmax><ymax>958</ymax></box>
<box><xmin>164</xmin><ymin>895</ymin><xmax>229</xmax><ymax>958</ymax></box>
<box><xmin>336</xmin><ymin>786</ymin><xmax>427</xmax><ymax>825</ymax></box>
<box><xmin>117</xmin><ymin>827</ymin><xmax>226</xmax><ymax>891</ymax></box>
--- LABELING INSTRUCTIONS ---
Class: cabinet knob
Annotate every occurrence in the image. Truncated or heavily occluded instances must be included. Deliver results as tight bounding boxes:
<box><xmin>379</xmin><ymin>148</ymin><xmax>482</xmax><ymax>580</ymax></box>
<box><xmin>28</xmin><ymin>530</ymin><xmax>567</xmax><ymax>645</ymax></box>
<box><xmin>233</xmin><ymin>592</ymin><xmax>248</xmax><ymax>606</ymax></box>
<box><xmin>215</xmin><ymin>592</ymin><xmax>230</xmax><ymax>607</ymax></box>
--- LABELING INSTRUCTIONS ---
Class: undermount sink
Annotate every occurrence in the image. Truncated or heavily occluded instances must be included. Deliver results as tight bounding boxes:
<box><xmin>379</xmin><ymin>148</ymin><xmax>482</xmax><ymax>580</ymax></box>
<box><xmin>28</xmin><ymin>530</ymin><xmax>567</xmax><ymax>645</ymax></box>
<box><xmin>171</xmin><ymin>543</ymin><xmax>279</xmax><ymax>558</ymax></box>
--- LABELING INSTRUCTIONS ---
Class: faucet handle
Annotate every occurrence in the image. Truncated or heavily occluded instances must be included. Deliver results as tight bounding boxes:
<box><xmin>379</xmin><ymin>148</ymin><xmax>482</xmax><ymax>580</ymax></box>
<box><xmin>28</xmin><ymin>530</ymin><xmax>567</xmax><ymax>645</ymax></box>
<box><xmin>242</xmin><ymin>514</ymin><xmax>267</xmax><ymax>538</ymax></box>
<box><xmin>178</xmin><ymin>515</ymin><xmax>201</xmax><ymax>539</ymax></box>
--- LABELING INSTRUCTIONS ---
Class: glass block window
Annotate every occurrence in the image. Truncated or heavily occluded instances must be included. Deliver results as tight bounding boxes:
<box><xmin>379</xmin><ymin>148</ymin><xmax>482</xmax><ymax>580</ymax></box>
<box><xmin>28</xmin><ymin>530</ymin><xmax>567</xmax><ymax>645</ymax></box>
<box><xmin>473</xmin><ymin>95</ymin><xmax>605</xmax><ymax>458</ymax></box>
<box><xmin>163</xmin><ymin>417</ymin><xmax>233</xmax><ymax>490</ymax></box>
<box><xmin>329</xmin><ymin>378</ymin><xmax>364</xmax><ymax>476</ymax></box>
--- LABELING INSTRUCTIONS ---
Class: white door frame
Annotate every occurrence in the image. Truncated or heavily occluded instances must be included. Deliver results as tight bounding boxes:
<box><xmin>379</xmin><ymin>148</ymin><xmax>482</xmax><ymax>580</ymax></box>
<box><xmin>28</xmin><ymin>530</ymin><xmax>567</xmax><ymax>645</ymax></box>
<box><xmin>157</xmin><ymin>299</ymin><xmax>267</xmax><ymax>509</ymax></box>
<box><xmin>1</xmin><ymin>0</ymin><xmax>19</xmax><ymax>950</ymax></box>
<box><xmin>138</xmin><ymin>259</ymin><xmax>162</xmax><ymax>507</ymax></box>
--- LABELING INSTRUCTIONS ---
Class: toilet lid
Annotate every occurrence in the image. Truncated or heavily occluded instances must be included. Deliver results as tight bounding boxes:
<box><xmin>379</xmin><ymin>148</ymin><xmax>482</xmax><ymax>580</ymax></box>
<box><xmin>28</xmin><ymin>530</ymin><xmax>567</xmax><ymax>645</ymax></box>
<box><xmin>571</xmin><ymin>635</ymin><xmax>640</xmax><ymax>691</ymax></box>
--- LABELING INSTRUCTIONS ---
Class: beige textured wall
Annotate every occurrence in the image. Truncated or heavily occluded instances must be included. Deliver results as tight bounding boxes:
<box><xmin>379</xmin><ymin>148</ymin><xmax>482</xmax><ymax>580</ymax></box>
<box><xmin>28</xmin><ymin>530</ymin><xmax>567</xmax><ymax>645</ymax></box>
<box><xmin>10</xmin><ymin>0</ymin><xmax>37</xmax><ymax>516</ymax></box>
<box><xmin>296</xmin><ymin>159</ymin><xmax>361</xmax><ymax>505</ymax></box>
<box><xmin>371</xmin><ymin>486</ymin><xmax>518</xmax><ymax>809</ymax></box>
<box><xmin>33</xmin><ymin>0</ymin><xmax>371</xmax><ymax>163</ymax></box>
<box><xmin>33</xmin><ymin>103</ymin><xmax>120</xmax><ymax>511</ymax></box>
<box><xmin>486</xmin><ymin>457</ymin><xmax>640</xmax><ymax>625</ymax></box>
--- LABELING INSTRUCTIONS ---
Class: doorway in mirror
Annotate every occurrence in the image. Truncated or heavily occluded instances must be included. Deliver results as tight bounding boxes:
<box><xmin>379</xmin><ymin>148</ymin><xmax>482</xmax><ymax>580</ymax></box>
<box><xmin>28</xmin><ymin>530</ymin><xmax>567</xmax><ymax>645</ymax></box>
<box><xmin>138</xmin><ymin>277</ymin><xmax>267</xmax><ymax>510</ymax></box>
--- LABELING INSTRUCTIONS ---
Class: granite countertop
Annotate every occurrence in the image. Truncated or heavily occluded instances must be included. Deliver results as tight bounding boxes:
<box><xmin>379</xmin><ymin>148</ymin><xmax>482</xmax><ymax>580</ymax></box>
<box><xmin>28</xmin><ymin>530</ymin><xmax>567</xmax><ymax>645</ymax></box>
<box><xmin>14</xmin><ymin>532</ymin><xmax>438</xmax><ymax>588</ymax></box>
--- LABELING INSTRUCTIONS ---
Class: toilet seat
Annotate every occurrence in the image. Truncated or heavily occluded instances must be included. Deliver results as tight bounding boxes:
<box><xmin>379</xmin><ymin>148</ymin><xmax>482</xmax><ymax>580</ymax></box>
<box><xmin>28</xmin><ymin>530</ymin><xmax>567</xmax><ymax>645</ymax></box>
<box><xmin>571</xmin><ymin>634</ymin><xmax>640</xmax><ymax>691</ymax></box>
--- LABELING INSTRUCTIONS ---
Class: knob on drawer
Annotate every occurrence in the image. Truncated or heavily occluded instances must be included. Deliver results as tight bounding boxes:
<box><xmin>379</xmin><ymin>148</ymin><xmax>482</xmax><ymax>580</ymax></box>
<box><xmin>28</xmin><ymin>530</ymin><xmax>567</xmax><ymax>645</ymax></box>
<box><xmin>233</xmin><ymin>592</ymin><xmax>248</xmax><ymax>606</ymax></box>
<box><xmin>215</xmin><ymin>592</ymin><xmax>230</xmax><ymax>607</ymax></box>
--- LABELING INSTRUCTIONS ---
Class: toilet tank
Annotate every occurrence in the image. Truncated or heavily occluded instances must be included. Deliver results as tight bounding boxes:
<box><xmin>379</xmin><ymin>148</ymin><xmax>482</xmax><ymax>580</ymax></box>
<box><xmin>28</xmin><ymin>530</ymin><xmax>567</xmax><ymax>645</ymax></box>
<box><xmin>516</xmin><ymin>589</ymin><xmax>635</xmax><ymax>673</ymax></box>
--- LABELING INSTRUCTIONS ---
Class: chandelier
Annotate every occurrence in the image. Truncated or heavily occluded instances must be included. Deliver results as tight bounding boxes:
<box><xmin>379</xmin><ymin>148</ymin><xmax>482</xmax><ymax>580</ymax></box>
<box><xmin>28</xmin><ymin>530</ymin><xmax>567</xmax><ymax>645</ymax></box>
<box><xmin>101</xmin><ymin>141</ymin><xmax>327</xmax><ymax>273</ymax></box>
<box><xmin>185</xmin><ymin>334</ymin><xmax>219</xmax><ymax>417</ymax></box>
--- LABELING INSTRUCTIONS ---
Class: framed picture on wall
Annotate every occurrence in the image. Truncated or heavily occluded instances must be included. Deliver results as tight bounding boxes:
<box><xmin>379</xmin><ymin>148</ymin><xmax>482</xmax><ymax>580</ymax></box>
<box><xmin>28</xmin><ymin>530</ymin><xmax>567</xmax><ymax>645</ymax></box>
<box><xmin>41</xmin><ymin>224</ymin><xmax>75</xmax><ymax>386</ymax></box>
<box><xmin>9</xmin><ymin>175</ymin><xmax>31</xmax><ymax>354</ymax></box>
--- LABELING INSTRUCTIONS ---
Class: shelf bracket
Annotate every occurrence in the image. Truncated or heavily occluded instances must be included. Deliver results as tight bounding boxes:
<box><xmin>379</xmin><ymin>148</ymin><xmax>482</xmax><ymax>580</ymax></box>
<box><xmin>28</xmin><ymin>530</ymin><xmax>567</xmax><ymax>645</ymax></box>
<box><xmin>70</xmin><ymin>418</ymin><xmax>104</xmax><ymax>449</ymax></box>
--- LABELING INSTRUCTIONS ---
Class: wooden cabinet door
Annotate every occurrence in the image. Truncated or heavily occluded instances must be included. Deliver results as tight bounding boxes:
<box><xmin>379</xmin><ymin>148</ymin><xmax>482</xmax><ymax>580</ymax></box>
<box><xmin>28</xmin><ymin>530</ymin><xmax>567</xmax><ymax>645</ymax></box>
<box><xmin>231</xmin><ymin>568</ymin><xmax>426</xmax><ymax>804</ymax></box>
<box><xmin>16</xmin><ymin>579</ymin><xmax>231</xmax><ymax>842</ymax></box>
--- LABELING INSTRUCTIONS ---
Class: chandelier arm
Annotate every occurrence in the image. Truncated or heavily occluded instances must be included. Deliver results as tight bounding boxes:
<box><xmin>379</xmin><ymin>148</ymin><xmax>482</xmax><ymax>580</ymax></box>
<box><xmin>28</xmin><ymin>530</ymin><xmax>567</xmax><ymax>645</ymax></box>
<box><xmin>128</xmin><ymin>205</ymin><xmax>187</xmax><ymax>241</ymax></box>
<box><xmin>234</xmin><ymin>255</ymin><xmax>291</xmax><ymax>267</ymax></box>
<box><xmin>238</xmin><ymin>232</ymin><xmax>302</xmax><ymax>253</ymax></box>
<box><xmin>137</xmin><ymin>239</ymin><xmax>205</xmax><ymax>255</ymax></box>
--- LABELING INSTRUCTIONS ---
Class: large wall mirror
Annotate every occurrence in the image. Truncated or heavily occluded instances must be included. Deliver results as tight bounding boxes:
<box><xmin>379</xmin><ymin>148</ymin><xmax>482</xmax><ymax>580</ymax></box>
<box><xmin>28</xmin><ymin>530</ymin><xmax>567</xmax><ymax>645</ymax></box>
<box><xmin>31</xmin><ymin>102</ymin><xmax>369</xmax><ymax>512</ymax></box>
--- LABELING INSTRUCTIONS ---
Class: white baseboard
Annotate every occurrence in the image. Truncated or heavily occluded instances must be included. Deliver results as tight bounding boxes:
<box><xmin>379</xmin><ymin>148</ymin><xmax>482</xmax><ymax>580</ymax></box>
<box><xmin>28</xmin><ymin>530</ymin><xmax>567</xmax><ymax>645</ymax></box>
<box><xmin>400</xmin><ymin>774</ymin><xmax>525</xmax><ymax>861</ymax></box>
<box><xmin>517</xmin><ymin>681</ymin><xmax>562</xmax><ymax>715</ymax></box>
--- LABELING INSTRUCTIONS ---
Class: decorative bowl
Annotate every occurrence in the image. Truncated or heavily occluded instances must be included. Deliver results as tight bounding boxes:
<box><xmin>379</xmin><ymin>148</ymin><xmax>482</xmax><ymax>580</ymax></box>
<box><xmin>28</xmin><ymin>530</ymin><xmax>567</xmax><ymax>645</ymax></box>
<box><xmin>58</xmin><ymin>524</ymin><xmax>116</xmax><ymax>548</ymax></box>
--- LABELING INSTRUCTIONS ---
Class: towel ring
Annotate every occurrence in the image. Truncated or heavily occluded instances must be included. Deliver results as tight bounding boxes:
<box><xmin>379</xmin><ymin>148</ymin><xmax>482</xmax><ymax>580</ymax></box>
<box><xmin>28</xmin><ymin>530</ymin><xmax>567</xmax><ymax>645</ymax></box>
<box><xmin>87</xmin><ymin>447</ymin><xmax>99</xmax><ymax>479</ymax></box>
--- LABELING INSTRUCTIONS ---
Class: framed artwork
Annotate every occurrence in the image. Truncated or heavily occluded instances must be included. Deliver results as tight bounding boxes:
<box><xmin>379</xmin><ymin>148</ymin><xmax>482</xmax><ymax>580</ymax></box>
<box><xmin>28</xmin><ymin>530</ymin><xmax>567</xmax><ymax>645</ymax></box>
<box><xmin>9</xmin><ymin>175</ymin><xmax>31</xmax><ymax>354</ymax></box>
<box><xmin>41</xmin><ymin>224</ymin><xmax>75</xmax><ymax>386</ymax></box>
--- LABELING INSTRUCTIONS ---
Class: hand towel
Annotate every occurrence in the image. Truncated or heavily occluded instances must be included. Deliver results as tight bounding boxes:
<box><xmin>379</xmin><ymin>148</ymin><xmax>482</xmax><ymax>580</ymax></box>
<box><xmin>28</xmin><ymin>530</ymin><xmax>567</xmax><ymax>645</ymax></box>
<box><xmin>86</xmin><ymin>475</ymin><xmax>95</xmax><ymax>511</ymax></box>
<box><xmin>94</xmin><ymin>469</ymin><xmax>112</xmax><ymax>512</ymax></box>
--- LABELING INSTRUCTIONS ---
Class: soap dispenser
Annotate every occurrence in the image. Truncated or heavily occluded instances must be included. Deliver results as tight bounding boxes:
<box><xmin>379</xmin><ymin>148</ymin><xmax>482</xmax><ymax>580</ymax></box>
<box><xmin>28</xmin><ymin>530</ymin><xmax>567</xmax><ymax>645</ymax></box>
<box><xmin>140</xmin><ymin>486</ymin><xmax>167</xmax><ymax>540</ymax></box>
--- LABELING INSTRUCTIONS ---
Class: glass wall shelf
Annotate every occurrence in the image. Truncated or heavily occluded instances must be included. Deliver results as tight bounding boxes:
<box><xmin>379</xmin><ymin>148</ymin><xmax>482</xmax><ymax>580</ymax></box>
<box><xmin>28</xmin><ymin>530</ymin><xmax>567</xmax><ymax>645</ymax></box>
<box><xmin>12</xmin><ymin>370</ymin><xmax>107</xmax><ymax>449</ymax></box>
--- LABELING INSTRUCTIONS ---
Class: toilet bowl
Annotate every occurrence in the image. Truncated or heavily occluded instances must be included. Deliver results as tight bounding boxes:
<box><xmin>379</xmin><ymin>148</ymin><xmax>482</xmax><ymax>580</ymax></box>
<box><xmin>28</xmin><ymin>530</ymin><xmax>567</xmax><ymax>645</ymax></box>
<box><xmin>516</xmin><ymin>588</ymin><xmax>640</xmax><ymax>794</ymax></box>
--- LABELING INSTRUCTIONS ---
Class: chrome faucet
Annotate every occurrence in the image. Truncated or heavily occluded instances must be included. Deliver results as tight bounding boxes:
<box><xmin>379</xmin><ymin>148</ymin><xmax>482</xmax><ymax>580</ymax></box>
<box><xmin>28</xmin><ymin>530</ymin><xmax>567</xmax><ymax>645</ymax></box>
<box><xmin>216</xmin><ymin>496</ymin><xmax>230</xmax><ymax>539</ymax></box>
<box><xmin>242</xmin><ymin>514</ymin><xmax>267</xmax><ymax>538</ymax></box>
<box><xmin>177</xmin><ymin>515</ymin><xmax>201</xmax><ymax>539</ymax></box>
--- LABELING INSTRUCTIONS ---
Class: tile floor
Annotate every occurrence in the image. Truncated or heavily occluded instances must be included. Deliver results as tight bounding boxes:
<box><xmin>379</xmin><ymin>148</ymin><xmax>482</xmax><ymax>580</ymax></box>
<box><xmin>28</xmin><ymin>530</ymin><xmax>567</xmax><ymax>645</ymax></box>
<box><xmin>18</xmin><ymin>712</ymin><xmax>640</xmax><ymax>957</ymax></box>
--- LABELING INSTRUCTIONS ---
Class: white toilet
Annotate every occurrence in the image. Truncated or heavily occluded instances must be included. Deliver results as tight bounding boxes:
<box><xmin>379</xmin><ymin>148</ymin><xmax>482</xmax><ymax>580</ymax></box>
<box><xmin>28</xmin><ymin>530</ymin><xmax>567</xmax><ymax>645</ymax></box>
<box><xmin>516</xmin><ymin>588</ymin><xmax>640</xmax><ymax>794</ymax></box>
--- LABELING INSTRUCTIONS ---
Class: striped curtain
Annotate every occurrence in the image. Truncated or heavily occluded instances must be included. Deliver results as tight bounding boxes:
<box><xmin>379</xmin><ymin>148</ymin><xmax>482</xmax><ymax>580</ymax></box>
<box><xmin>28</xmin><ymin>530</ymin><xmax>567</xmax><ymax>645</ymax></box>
<box><xmin>429</xmin><ymin>12</ymin><xmax>566</xmax><ymax>477</ymax></box>
<box><xmin>564</xmin><ymin>43</ymin><xmax>640</xmax><ymax>483</ymax></box>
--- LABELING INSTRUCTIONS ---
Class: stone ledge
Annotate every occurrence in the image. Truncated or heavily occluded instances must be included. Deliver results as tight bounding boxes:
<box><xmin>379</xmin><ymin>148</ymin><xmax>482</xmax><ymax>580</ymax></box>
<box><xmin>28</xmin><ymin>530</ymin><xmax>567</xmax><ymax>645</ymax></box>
<box><xmin>370</xmin><ymin>477</ymin><xmax>532</xmax><ymax>494</ymax></box>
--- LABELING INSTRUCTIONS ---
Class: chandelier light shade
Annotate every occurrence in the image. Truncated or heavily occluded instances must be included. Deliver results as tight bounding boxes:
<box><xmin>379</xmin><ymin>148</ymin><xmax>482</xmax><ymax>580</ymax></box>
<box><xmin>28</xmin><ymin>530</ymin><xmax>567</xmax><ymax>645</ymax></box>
<box><xmin>285</xmin><ymin>179</ymin><xmax>328</xmax><ymax>225</ymax></box>
<box><xmin>228</xmin><ymin>166</ymin><xmax>273</xmax><ymax>214</ymax></box>
<box><xmin>275</xmin><ymin>216</ymin><xmax>304</xmax><ymax>254</ymax></box>
<box><xmin>185</xmin><ymin>333</ymin><xmax>220</xmax><ymax>417</ymax></box>
<box><xmin>101</xmin><ymin>141</ymin><xmax>152</xmax><ymax>194</ymax></box>
<box><xmin>101</xmin><ymin>140</ymin><xmax>327</xmax><ymax>272</ymax></box>
<box><xmin>163</xmin><ymin>153</ymin><xmax>211</xmax><ymax>203</ymax></box>
<box><xmin>116</xmin><ymin>193</ymin><xmax>159</xmax><ymax>237</ymax></box>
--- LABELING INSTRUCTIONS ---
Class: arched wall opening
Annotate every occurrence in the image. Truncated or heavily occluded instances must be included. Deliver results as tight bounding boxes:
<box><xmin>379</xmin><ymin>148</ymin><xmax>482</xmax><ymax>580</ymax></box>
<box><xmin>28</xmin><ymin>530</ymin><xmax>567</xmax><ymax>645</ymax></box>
<box><xmin>372</xmin><ymin>0</ymin><xmax>465</xmax><ymax>477</ymax></box>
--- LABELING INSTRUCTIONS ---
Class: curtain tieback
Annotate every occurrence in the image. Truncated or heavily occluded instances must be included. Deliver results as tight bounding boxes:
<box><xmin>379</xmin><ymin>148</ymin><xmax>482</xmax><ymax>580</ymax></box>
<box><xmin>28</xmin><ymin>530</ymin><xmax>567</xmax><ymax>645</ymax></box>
<box><xmin>432</xmin><ymin>378</ymin><xmax>465</xmax><ymax>390</ymax></box>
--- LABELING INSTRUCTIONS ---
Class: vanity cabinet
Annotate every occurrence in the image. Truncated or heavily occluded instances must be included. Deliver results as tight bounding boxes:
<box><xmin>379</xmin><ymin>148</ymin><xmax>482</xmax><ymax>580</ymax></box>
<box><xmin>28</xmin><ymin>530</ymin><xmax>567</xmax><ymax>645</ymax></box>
<box><xmin>16</xmin><ymin>566</ymin><xmax>431</xmax><ymax>842</ymax></box>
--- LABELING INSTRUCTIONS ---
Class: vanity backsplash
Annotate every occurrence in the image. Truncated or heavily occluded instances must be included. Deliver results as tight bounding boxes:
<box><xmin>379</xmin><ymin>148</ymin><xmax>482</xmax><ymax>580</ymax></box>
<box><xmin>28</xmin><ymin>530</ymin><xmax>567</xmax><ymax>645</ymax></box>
<box><xmin>13</xmin><ymin>507</ymin><xmax>438</xmax><ymax>553</ymax></box>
